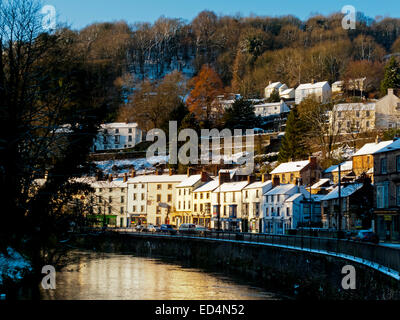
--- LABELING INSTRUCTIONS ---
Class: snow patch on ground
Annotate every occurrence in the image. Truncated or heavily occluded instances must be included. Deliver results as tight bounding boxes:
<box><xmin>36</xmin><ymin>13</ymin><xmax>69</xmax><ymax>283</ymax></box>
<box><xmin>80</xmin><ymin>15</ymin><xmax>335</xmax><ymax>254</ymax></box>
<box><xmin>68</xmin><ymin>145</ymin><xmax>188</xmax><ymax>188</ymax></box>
<box><xmin>0</xmin><ymin>248</ymin><xmax>32</xmax><ymax>286</ymax></box>
<box><xmin>95</xmin><ymin>156</ymin><xmax>169</xmax><ymax>174</ymax></box>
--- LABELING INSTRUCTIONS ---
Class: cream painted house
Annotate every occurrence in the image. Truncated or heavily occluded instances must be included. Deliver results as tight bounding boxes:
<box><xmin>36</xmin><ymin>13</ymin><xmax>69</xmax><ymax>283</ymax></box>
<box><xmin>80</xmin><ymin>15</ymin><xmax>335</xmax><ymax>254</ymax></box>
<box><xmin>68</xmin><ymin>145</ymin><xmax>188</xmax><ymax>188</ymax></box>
<box><xmin>173</xmin><ymin>172</ymin><xmax>210</xmax><ymax>227</ymax></box>
<box><xmin>295</xmin><ymin>81</ymin><xmax>331</xmax><ymax>104</ymax></box>
<box><xmin>331</xmin><ymin>102</ymin><xmax>376</xmax><ymax>133</ymax></box>
<box><xmin>242</xmin><ymin>177</ymin><xmax>273</xmax><ymax>233</ymax></box>
<box><xmin>192</xmin><ymin>179</ymin><xmax>219</xmax><ymax>229</ymax></box>
<box><xmin>212</xmin><ymin>180</ymin><xmax>249</xmax><ymax>231</ymax></box>
<box><xmin>375</xmin><ymin>89</ymin><xmax>400</xmax><ymax>130</ymax></box>
<box><xmin>127</xmin><ymin>173</ymin><xmax>187</xmax><ymax>226</ymax></box>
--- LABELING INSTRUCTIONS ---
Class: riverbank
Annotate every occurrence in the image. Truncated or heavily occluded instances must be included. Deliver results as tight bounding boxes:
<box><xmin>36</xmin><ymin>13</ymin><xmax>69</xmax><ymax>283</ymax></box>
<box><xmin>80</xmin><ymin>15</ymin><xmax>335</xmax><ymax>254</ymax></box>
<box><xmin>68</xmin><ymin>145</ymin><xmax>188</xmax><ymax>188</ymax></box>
<box><xmin>70</xmin><ymin>231</ymin><xmax>400</xmax><ymax>300</ymax></box>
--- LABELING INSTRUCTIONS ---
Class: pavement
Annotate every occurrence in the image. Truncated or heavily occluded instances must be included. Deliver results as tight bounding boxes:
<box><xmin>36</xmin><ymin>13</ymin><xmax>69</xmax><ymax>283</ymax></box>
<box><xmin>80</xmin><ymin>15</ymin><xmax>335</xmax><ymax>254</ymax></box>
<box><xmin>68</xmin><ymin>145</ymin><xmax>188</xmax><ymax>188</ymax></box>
<box><xmin>379</xmin><ymin>243</ymin><xmax>400</xmax><ymax>249</ymax></box>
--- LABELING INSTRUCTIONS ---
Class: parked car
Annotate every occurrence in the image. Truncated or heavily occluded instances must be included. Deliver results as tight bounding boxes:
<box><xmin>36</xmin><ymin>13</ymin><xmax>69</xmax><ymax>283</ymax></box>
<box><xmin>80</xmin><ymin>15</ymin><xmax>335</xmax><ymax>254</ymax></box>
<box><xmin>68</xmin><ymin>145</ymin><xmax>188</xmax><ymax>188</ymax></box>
<box><xmin>159</xmin><ymin>224</ymin><xmax>177</xmax><ymax>235</ymax></box>
<box><xmin>147</xmin><ymin>224</ymin><xmax>158</xmax><ymax>232</ymax></box>
<box><xmin>351</xmin><ymin>230</ymin><xmax>379</xmax><ymax>244</ymax></box>
<box><xmin>194</xmin><ymin>225</ymin><xmax>211</xmax><ymax>235</ymax></box>
<box><xmin>135</xmin><ymin>224</ymin><xmax>145</xmax><ymax>232</ymax></box>
<box><xmin>178</xmin><ymin>223</ymin><xmax>197</xmax><ymax>234</ymax></box>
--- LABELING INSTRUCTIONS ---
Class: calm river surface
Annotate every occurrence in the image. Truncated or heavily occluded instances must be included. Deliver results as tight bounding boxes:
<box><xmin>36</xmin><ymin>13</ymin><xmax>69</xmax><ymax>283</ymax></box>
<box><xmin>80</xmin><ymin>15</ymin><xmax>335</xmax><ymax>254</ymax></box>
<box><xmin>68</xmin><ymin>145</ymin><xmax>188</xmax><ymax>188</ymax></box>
<box><xmin>40</xmin><ymin>251</ymin><xmax>282</xmax><ymax>300</ymax></box>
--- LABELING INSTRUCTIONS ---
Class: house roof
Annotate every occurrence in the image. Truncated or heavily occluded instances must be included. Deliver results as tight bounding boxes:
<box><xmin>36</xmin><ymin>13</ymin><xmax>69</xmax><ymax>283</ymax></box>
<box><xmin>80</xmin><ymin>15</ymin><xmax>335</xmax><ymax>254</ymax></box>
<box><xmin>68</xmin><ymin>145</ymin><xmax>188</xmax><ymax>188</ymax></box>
<box><xmin>264</xmin><ymin>184</ymin><xmax>297</xmax><ymax>195</ymax></box>
<box><xmin>373</xmin><ymin>138</ymin><xmax>400</xmax><ymax>154</ymax></box>
<box><xmin>266</xmin><ymin>82</ymin><xmax>283</xmax><ymax>89</ymax></box>
<box><xmin>321</xmin><ymin>183</ymin><xmax>363</xmax><ymax>201</ymax></box>
<box><xmin>100</xmin><ymin>122</ymin><xmax>138</xmax><ymax>129</ymax></box>
<box><xmin>244</xmin><ymin>180</ymin><xmax>273</xmax><ymax>190</ymax></box>
<box><xmin>333</xmin><ymin>103</ymin><xmax>375</xmax><ymax>112</ymax></box>
<box><xmin>177</xmin><ymin>175</ymin><xmax>202</xmax><ymax>188</ymax></box>
<box><xmin>353</xmin><ymin>140</ymin><xmax>393</xmax><ymax>156</ymax></box>
<box><xmin>296</xmin><ymin>81</ymin><xmax>329</xmax><ymax>90</ymax></box>
<box><xmin>285</xmin><ymin>193</ymin><xmax>303</xmax><ymax>202</ymax></box>
<box><xmin>270</xmin><ymin>160</ymin><xmax>309</xmax><ymax>174</ymax></box>
<box><xmin>330</xmin><ymin>161</ymin><xmax>353</xmax><ymax>172</ymax></box>
<box><xmin>128</xmin><ymin>174</ymin><xmax>188</xmax><ymax>184</ymax></box>
<box><xmin>214</xmin><ymin>181</ymin><xmax>249</xmax><ymax>192</ymax></box>
<box><xmin>311</xmin><ymin>178</ymin><xmax>331</xmax><ymax>189</ymax></box>
<box><xmin>193</xmin><ymin>179</ymin><xmax>219</xmax><ymax>192</ymax></box>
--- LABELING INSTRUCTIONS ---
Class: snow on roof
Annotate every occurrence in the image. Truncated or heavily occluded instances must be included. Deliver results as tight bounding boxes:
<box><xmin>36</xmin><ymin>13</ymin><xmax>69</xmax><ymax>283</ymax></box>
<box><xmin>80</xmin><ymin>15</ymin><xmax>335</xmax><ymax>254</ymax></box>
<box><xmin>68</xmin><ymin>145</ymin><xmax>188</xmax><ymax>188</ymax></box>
<box><xmin>193</xmin><ymin>179</ymin><xmax>219</xmax><ymax>192</ymax></box>
<box><xmin>214</xmin><ymin>181</ymin><xmax>249</xmax><ymax>192</ymax></box>
<box><xmin>333</xmin><ymin>103</ymin><xmax>375</xmax><ymax>112</ymax></box>
<box><xmin>264</xmin><ymin>184</ymin><xmax>297</xmax><ymax>195</ymax></box>
<box><xmin>353</xmin><ymin>140</ymin><xmax>393</xmax><ymax>156</ymax></box>
<box><xmin>285</xmin><ymin>193</ymin><xmax>303</xmax><ymax>202</ymax></box>
<box><xmin>321</xmin><ymin>183</ymin><xmax>363</xmax><ymax>201</ymax></box>
<box><xmin>296</xmin><ymin>81</ymin><xmax>329</xmax><ymax>90</ymax></box>
<box><xmin>88</xmin><ymin>177</ymin><xmax>128</xmax><ymax>188</ymax></box>
<box><xmin>100</xmin><ymin>122</ymin><xmax>138</xmax><ymax>129</ymax></box>
<box><xmin>311</xmin><ymin>178</ymin><xmax>331</xmax><ymax>189</ymax></box>
<box><xmin>330</xmin><ymin>160</ymin><xmax>353</xmax><ymax>172</ymax></box>
<box><xmin>271</xmin><ymin>160</ymin><xmax>309</xmax><ymax>174</ymax></box>
<box><xmin>373</xmin><ymin>139</ymin><xmax>400</xmax><ymax>154</ymax></box>
<box><xmin>266</xmin><ymin>82</ymin><xmax>283</xmax><ymax>89</ymax></box>
<box><xmin>177</xmin><ymin>175</ymin><xmax>202</xmax><ymax>188</ymax></box>
<box><xmin>128</xmin><ymin>174</ymin><xmax>188</xmax><ymax>184</ymax></box>
<box><xmin>244</xmin><ymin>180</ymin><xmax>273</xmax><ymax>190</ymax></box>
<box><xmin>280</xmin><ymin>88</ymin><xmax>295</xmax><ymax>95</ymax></box>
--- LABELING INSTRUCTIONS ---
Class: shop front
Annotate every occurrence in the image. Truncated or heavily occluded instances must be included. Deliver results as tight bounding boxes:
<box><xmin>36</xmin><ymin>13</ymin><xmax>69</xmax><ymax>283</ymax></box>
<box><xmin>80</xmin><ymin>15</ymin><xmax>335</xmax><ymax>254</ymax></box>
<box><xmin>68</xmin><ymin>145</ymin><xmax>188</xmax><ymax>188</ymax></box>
<box><xmin>87</xmin><ymin>214</ymin><xmax>117</xmax><ymax>227</ymax></box>
<box><xmin>374</xmin><ymin>210</ymin><xmax>400</xmax><ymax>242</ymax></box>
<box><xmin>130</xmin><ymin>214</ymin><xmax>147</xmax><ymax>227</ymax></box>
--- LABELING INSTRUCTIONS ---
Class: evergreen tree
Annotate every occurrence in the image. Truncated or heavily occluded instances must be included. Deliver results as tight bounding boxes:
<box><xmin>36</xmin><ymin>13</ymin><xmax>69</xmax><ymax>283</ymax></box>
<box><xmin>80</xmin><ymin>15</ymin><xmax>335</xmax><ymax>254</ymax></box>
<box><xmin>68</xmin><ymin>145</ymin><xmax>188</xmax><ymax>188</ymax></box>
<box><xmin>222</xmin><ymin>98</ymin><xmax>260</xmax><ymax>130</ymax></box>
<box><xmin>278</xmin><ymin>108</ymin><xmax>309</xmax><ymax>163</ymax></box>
<box><xmin>267</xmin><ymin>88</ymin><xmax>281</xmax><ymax>102</ymax></box>
<box><xmin>381</xmin><ymin>56</ymin><xmax>400</xmax><ymax>95</ymax></box>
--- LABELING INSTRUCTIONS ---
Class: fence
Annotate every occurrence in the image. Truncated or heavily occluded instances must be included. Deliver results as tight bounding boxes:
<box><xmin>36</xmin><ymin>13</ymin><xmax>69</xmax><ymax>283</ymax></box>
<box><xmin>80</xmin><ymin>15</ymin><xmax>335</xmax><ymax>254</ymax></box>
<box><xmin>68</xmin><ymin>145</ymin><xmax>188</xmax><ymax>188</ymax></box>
<box><xmin>83</xmin><ymin>228</ymin><xmax>400</xmax><ymax>279</ymax></box>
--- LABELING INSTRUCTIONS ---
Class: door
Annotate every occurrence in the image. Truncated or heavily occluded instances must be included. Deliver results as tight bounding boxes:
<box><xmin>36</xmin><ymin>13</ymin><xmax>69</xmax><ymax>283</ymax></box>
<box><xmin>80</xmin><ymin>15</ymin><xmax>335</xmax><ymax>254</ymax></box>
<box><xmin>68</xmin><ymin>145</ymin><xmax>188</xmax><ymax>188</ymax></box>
<box><xmin>385</xmin><ymin>220</ymin><xmax>392</xmax><ymax>241</ymax></box>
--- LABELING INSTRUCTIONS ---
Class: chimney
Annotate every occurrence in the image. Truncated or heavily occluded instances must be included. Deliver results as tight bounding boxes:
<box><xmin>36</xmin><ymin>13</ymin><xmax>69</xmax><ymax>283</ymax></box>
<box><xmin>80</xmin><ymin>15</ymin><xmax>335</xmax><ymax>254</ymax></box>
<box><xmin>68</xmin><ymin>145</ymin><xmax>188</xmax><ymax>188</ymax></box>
<box><xmin>247</xmin><ymin>175</ymin><xmax>255</xmax><ymax>184</ymax></box>
<box><xmin>108</xmin><ymin>174</ymin><xmax>113</xmax><ymax>182</ymax></box>
<box><xmin>388</xmin><ymin>88</ymin><xmax>394</xmax><ymax>96</ymax></box>
<box><xmin>269</xmin><ymin>80</ymin><xmax>272</xmax><ymax>85</ymax></box>
<box><xmin>130</xmin><ymin>169</ymin><xmax>136</xmax><ymax>178</ymax></box>
<box><xmin>261</xmin><ymin>173</ymin><xmax>269</xmax><ymax>183</ymax></box>
<box><xmin>123</xmin><ymin>173</ymin><xmax>128</xmax><ymax>183</ymax></box>
<box><xmin>201</xmin><ymin>171</ymin><xmax>209</xmax><ymax>182</ymax></box>
<box><xmin>218</xmin><ymin>171</ymin><xmax>230</xmax><ymax>185</ymax></box>
<box><xmin>169</xmin><ymin>168</ymin><xmax>173</xmax><ymax>176</ymax></box>
<box><xmin>272</xmin><ymin>176</ymin><xmax>280</xmax><ymax>187</ymax></box>
<box><xmin>187</xmin><ymin>167</ymin><xmax>191</xmax><ymax>177</ymax></box>
<box><xmin>297</xmin><ymin>177</ymin><xmax>302</xmax><ymax>187</ymax></box>
<box><xmin>375</xmin><ymin>135</ymin><xmax>381</xmax><ymax>144</ymax></box>
<box><xmin>311</xmin><ymin>78</ymin><xmax>316</xmax><ymax>84</ymax></box>
<box><xmin>308</xmin><ymin>156</ymin><xmax>317</xmax><ymax>168</ymax></box>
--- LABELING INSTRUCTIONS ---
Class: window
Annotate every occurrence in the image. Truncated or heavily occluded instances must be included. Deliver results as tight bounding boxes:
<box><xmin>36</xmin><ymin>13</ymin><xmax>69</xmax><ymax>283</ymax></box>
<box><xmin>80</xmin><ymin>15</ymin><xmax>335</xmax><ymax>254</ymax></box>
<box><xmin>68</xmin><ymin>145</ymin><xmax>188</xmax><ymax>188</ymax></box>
<box><xmin>245</xmin><ymin>191</ymin><xmax>248</xmax><ymax>199</ymax></box>
<box><xmin>207</xmin><ymin>193</ymin><xmax>210</xmax><ymax>199</ymax></box>
<box><xmin>366</xmin><ymin>121</ymin><xmax>370</xmax><ymax>128</ymax></box>
<box><xmin>121</xmin><ymin>196</ymin><xmax>124</xmax><ymax>203</ymax></box>
<box><xmin>121</xmin><ymin>188</ymin><xmax>124</xmax><ymax>193</ymax></box>
<box><xmin>200</xmin><ymin>204</ymin><xmax>203</xmax><ymax>212</ymax></box>
<box><xmin>98</xmin><ymin>188</ymin><xmax>102</xmax><ymax>193</ymax></box>
<box><xmin>381</xmin><ymin>158</ymin><xmax>387</xmax><ymax>174</ymax></box>
<box><xmin>188</xmin><ymin>201</ymin><xmax>191</xmax><ymax>209</ymax></box>
<box><xmin>396</xmin><ymin>155</ymin><xmax>400</xmax><ymax>172</ymax></box>
<box><xmin>109</xmin><ymin>196</ymin><xmax>112</xmax><ymax>203</ymax></box>
<box><xmin>179</xmin><ymin>189</ymin><xmax>181</xmax><ymax>196</ymax></box>
<box><xmin>338</xmin><ymin>111</ymin><xmax>342</xmax><ymax>118</ymax></box>
<box><xmin>397</xmin><ymin>185</ymin><xmax>400</xmax><ymax>206</ymax></box>
<box><xmin>194</xmin><ymin>204</ymin><xmax>197</xmax><ymax>211</ymax></box>
<box><xmin>133</xmin><ymin>194</ymin><xmax>137</xmax><ymax>200</ymax></box>
<box><xmin>157</xmin><ymin>194</ymin><xmax>161</xmax><ymax>202</ymax></box>
<box><xmin>141</xmin><ymin>193</ymin><xmax>145</xmax><ymax>200</ymax></box>
<box><xmin>133</xmin><ymin>184</ymin><xmax>137</xmax><ymax>189</ymax></box>
<box><xmin>108</xmin><ymin>207</ymin><xmax>112</xmax><ymax>214</ymax></box>
<box><xmin>120</xmin><ymin>207</ymin><xmax>124</xmax><ymax>214</ymax></box>
<box><xmin>115</xmin><ymin>129</ymin><xmax>119</xmax><ymax>134</ymax></box>
<box><xmin>128</xmin><ymin>128</ymin><xmax>132</xmax><ymax>133</ymax></box>
<box><xmin>168</xmin><ymin>184</ymin><xmax>172</xmax><ymax>190</ymax></box>
<box><xmin>133</xmin><ymin>206</ymin><xmax>136</xmax><ymax>212</ymax></box>
<box><xmin>184</xmin><ymin>189</ymin><xmax>186</xmax><ymax>196</ymax></box>
<box><xmin>277</xmin><ymin>207</ymin><xmax>280</xmax><ymax>216</ymax></box>
<box><xmin>178</xmin><ymin>201</ymin><xmax>181</xmax><ymax>209</ymax></box>
<box><xmin>109</xmin><ymin>188</ymin><xmax>112</xmax><ymax>192</ymax></box>
<box><xmin>232</xmin><ymin>192</ymin><xmax>236</xmax><ymax>202</ymax></box>
<box><xmin>356</xmin><ymin>111</ymin><xmax>360</xmax><ymax>118</ymax></box>
<box><xmin>200</xmin><ymin>193</ymin><xmax>203</xmax><ymax>200</ymax></box>
<box><xmin>287</xmin><ymin>207</ymin><xmax>290</xmax><ymax>216</ymax></box>
<box><xmin>157</xmin><ymin>184</ymin><xmax>161</xmax><ymax>190</ymax></box>
<box><xmin>167</xmin><ymin>194</ymin><xmax>172</xmax><ymax>202</ymax></box>
<box><xmin>376</xmin><ymin>184</ymin><xmax>388</xmax><ymax>209</ymax></box>
<box><xmin>98</xmin><ymin>196</ymin><xmax>102</xmax><ymax>203</ymax></box>
<box><xmin>366</xmin><ymin>111</ymin><xmax>370</xmax><ymax>117</ymax></box>
<box><xmin>114</xmin><ymin>135</ymin><xmax>120</xmax><ymax>144</ymax></box>
<box><xmin>194</xmin><ymin>194</ymin><xmax>197</xmax><ymax>199</ymax></box>
<box><xmin>141</xmin><ymin>206</ymin><xmax>144</xmax><ymax>212</ymax></box>
<box><xmin>128</xmin><ymin>135</ymin><xmax>132</xmax><ymax>142</ymax></box>
<box><xmin>256</xmin><ymin>190</ymin><xmax>259</xmax><ymax>198</ymax></box>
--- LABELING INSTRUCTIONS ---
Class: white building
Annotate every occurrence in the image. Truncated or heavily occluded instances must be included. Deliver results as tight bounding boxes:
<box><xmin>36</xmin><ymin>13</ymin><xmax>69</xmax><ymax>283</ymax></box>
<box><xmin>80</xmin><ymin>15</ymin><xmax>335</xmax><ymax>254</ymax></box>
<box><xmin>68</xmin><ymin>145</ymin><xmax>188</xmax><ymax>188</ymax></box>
<box><xmin>93</xmin><ymin>123</ymin><xmax>143</xmax><ymax>151</ymax></box>
<box><xmin>262</xmin><ymin>184</ymin><xmax>312</xmax><ymax>234</ymax></box>
<box><xmin>253</xmin><ymin>100</ymin><xmax>291</xmax><ymax>118</ymax></box>
<box><xmin>265</xmin><ymin>82</ymin><xmax>286</xmax><ymax>99</ymax></box>
<box><xmin>295</xmin><ymin>81</ymin><xmax>331</xmax><ymax>105</ymax></box>
<box><xmin>127</xmin><ymin>173</ymin><xmax>187</xmax><ymax>226</ymax></box>
<box><xmin>212</xmin><ymin>180</ymin><xmax>249</xmax><ymax>231</ymax></box>
<box><xmin>242</xmin><ymin>177</ymin><xmax>273</xmax><ymax>233</ymax></box>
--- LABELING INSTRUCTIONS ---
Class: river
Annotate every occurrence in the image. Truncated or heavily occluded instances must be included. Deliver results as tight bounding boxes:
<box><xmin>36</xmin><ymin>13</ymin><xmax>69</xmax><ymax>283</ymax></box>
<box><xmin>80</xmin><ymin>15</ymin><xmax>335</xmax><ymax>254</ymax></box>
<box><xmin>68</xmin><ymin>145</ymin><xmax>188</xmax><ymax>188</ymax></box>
<box><xmin>40</xmin><ymin>250</ymin><xmax>282</xmax><ymax>300</ymax></box>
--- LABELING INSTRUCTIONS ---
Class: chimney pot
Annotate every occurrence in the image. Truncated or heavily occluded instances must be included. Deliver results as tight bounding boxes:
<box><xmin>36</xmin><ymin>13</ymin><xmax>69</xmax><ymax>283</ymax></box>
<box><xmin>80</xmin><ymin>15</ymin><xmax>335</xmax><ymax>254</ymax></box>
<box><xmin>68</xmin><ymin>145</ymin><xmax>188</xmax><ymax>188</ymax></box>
<box><xmin>388</xmin><ymin>88</ymin><xmax>394</xmax><ymax>96</ymax></box>
<box><xmin>123</xmin><ymin>173</ymin><xmax>128</xmax><ymax>183</ymax></box>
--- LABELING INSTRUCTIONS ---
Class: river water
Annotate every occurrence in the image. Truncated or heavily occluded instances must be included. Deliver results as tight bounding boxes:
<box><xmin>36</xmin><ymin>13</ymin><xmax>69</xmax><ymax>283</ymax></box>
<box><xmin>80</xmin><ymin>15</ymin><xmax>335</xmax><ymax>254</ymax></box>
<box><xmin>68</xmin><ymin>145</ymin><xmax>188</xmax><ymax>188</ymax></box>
<box><xmin>40</xmin><ymin>251</ymin><xmax>282</xmax><ymax>300</ymax></box>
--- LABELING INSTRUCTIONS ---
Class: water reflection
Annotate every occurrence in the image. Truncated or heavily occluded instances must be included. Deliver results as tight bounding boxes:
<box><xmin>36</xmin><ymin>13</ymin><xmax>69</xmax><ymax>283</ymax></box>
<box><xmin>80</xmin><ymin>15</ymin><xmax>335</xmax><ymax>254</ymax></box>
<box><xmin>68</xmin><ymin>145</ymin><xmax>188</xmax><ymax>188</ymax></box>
<box><xmin>40</xmin><ymin>251</ymin><xmax>280</xmax><ymax>300</ymax></box>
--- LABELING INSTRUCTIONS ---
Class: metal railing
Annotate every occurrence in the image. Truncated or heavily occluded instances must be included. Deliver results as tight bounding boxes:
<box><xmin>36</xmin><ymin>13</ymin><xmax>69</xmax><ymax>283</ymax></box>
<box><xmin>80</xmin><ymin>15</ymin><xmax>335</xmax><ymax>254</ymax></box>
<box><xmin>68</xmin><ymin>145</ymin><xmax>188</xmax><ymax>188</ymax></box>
<box><xmin>82</xmin><ymin>227</ymin><xmax>400</xmax><ymax>279</ymax></box>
